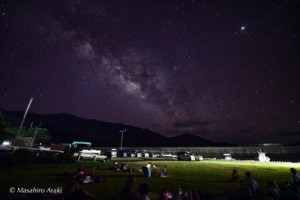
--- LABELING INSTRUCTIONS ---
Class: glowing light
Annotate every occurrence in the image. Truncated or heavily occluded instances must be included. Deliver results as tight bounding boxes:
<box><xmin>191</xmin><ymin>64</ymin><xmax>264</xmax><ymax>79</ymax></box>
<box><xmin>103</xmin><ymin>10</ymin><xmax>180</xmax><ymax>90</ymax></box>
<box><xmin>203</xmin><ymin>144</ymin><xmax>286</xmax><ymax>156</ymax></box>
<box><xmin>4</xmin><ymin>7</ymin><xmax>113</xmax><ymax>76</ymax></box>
<box><xmin>240</xmin><ymin>25</ymin><xmax>253</xmax><ymax>40</ymax></box>
<box><xmin>2</xmin><ymin>141</ymin><xmax>11</xmax><ymax>146</ymax></box>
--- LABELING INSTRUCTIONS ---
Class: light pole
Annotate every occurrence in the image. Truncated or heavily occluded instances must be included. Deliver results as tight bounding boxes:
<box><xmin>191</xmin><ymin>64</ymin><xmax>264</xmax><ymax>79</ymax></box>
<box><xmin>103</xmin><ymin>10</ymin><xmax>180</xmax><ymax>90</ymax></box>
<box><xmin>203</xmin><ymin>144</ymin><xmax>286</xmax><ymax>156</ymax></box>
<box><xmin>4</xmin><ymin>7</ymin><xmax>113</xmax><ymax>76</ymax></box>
<box><xmin>119</xmin><ymin>129</ymin><xmax>126</xmax><ymax>150</ymax></box>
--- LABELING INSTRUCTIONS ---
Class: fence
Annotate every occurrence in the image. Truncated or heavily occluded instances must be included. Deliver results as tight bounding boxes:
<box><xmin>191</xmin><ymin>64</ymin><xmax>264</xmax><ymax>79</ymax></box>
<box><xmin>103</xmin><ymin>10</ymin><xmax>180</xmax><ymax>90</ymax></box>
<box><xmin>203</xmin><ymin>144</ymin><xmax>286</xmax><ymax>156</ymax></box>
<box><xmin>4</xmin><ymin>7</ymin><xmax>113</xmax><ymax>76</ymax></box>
<box><xmin>95</xmin><ymin>146</ymin><xmax>300</xmax><ymax>162</ymax></box>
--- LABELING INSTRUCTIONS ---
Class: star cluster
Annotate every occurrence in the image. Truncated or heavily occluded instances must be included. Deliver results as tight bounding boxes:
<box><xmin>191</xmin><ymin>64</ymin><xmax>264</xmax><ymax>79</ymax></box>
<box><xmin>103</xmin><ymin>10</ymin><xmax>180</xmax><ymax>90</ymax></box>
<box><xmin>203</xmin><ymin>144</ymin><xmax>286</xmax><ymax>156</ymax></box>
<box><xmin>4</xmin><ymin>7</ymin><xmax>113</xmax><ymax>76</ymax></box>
<box><xmin>1</xmin><ymin>0</ymin><xmax>299</xmax><ymax>144</ymax></box>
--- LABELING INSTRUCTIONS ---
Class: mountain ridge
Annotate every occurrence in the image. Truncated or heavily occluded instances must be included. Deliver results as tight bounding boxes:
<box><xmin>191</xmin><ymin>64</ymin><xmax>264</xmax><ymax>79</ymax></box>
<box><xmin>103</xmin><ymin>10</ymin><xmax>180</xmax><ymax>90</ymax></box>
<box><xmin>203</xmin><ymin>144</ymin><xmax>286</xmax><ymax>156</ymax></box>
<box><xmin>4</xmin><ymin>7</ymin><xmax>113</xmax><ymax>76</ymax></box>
<box><xmin>0</xmin><ymin>109</ymin><xmax>236</xmax><ymax>147</ymax></box>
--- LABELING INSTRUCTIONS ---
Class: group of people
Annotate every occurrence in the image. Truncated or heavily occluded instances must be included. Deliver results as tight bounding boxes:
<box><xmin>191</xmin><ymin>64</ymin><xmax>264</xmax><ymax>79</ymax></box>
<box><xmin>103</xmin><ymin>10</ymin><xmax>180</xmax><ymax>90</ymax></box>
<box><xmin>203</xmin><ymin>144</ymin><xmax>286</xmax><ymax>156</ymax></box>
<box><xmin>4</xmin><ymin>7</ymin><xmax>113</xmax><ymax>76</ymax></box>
<box><xmin>110</xmin><ymin>163</ymin><xmax>136</xmax><ymax>172</ymax></box>
<box><xmin>121</xmin><ymin>167</ymin><xmax>300</xmax><ymax>200</ymax></box>
<box><xmin>120</xmin><ymin>176</ymin><xmax>150</xmax><ymax>200</ymax></box>
<box><xmin>120</xmin><ymin>177</ymin><xmax>213</xmax><ymax>200</ymax></box>
<box><xmin>229</xmin><ymin>168</ymin><xmax>300</xmax><ymax>199</ymax></box>
<box><xmin>142</xmin><ymin>162</ymin><xmax>168</xmax><ymax>178</ymax></box>
<box><xmin>58</xmin><ymin>166</ymin><xmax>108</xmax><ymax>199</ymax></box>
<box><xmin>60</xmin><ymin>164</ymin><xmax>300</xmax><ymax>200</ymax></box>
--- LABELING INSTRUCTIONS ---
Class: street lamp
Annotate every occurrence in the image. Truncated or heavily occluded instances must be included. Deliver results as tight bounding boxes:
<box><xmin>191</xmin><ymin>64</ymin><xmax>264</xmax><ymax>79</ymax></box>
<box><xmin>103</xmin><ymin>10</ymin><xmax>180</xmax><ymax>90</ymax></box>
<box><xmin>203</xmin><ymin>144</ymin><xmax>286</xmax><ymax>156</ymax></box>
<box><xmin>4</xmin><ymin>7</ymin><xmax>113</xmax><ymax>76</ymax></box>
<box><xmin>119</xmin><ymin>129</ymin><xmax>126</xmax><ymax>150</ymax></box>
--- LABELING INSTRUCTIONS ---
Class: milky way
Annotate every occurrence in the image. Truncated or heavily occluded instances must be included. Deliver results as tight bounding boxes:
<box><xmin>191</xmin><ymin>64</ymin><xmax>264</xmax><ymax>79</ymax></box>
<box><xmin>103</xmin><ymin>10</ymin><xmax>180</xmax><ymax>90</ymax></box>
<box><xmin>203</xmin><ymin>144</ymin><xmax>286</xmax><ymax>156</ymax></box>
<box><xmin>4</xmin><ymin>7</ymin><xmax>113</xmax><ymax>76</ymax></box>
<box><xmin>0</xmin><ymin>0</ymin><xmax>299</xmax><ymax>144</ymax></box>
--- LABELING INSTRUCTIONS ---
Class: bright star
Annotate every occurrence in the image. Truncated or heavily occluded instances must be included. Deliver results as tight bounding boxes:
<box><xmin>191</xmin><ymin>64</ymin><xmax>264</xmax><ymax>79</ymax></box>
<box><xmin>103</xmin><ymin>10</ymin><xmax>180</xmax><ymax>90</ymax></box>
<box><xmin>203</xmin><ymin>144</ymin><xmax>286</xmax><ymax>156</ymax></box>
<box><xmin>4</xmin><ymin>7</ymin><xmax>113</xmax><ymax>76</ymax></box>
<box><xmin>240</xmin><ymin>25</ymin><xmax>253</xmax><ymax>40</ymax></box>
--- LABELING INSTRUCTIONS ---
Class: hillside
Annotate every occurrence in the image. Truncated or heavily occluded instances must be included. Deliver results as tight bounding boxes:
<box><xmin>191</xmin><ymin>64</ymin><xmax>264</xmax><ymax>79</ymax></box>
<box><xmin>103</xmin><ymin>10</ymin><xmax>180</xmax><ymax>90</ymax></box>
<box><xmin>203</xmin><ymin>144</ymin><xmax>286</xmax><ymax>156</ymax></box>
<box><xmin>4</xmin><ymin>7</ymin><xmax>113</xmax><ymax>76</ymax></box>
<box><xmin>0</xmin><ymin>109</ymin><xmax>234</xmax><ymax>147</ymax></box>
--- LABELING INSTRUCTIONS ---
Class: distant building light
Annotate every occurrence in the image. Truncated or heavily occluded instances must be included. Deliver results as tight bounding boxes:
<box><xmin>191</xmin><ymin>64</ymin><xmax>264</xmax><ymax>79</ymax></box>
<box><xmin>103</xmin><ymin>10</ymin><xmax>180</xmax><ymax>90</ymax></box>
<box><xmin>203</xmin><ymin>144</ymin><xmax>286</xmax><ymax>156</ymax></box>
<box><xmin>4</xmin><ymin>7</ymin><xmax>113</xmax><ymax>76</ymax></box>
<box><xmin>260</xmin><ymin>143</ymin><xmax>282</xmax><ymax>147</ymax></box>
<box><xmin>2</xmin><ymin>141</ymin><xmax>11</xmax><ymax>146</ymax></box>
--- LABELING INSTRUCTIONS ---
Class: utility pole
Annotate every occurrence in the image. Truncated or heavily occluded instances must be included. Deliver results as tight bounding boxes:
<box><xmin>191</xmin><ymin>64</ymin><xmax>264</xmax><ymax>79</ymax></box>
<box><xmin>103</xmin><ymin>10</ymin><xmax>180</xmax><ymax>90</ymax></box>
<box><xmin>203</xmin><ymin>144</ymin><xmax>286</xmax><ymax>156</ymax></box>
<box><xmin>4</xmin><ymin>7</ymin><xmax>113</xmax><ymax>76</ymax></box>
<box><xmin>29</xmin><ymin>121</ymin><xmax>42</xmax><ymax>147</ymax></box>
<box><xmin>119</xmin><ymin>129</ymin><xmax>126</xmax><ymax>150</ymax></box>
<box><xmin>12</xmin><ymin>97</ymin><xmax>33</xmax><ymax>146</ymax></box>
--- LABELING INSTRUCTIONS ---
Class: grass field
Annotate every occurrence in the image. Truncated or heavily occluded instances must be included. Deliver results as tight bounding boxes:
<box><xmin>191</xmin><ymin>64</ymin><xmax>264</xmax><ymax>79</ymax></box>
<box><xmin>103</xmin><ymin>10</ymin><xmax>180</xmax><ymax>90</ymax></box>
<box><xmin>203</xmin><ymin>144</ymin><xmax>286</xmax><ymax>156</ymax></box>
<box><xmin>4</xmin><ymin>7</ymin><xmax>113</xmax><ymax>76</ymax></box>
<box><xmin>0</xmin><ymin>160</ymin><xmax>299</xmax><ymax>199</ymax></box>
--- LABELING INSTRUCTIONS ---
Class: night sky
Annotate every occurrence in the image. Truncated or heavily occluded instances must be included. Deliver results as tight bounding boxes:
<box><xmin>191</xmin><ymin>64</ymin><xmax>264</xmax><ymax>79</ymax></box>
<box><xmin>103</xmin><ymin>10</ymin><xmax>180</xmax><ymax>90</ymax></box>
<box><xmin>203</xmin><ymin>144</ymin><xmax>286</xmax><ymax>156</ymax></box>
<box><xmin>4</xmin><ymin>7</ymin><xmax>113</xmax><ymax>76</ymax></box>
<box><xmin>1</xmin><ymin>0</ymin><xmax>299</xmax><ymax>145</ymax></box>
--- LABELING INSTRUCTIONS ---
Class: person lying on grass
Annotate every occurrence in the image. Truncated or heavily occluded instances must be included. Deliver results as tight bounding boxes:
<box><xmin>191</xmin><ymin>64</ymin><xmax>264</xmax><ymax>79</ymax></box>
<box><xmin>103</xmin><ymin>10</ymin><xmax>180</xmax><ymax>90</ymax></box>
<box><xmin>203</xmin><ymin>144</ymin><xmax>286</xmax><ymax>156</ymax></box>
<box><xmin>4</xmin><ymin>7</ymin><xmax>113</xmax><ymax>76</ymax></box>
<box><xmin>72</xmin><ymin>166</ymin><xmax>105</xmax><ymax>184</ymax></box>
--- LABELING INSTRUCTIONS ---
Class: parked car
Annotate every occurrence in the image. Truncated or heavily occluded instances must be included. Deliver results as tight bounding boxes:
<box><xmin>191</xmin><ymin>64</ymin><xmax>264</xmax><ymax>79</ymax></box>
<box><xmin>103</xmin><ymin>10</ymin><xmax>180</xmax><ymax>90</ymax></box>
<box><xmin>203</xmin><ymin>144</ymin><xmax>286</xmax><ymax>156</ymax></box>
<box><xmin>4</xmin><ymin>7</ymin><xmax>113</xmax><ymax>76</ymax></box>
<box><xmin>136</xmin><ymin>151</ymin><xmax>142</xmax><ymax>157</ymax></box>
<box><xmin>149</xmin><ymin>152</ymin><xmax>159</xmax><ymax>158</ymax></box>
<box><xmin>142</xmin><ymin>150</ymin><xmax>150</xmax><ymax>158</ymax></box>
<box><xmin>177</xmin><ymin>151</ymin><xmax>196</xmax><ymax>161</ymax></box>
<box><xmin>159</xmin><ymin>153</ymin><xmax>177</xmax><ymax>159</ymax></box>
<box><xmin>129</xmin><ymin>151</ymin><xmax>136</xmax><ymax>157</ymax></box>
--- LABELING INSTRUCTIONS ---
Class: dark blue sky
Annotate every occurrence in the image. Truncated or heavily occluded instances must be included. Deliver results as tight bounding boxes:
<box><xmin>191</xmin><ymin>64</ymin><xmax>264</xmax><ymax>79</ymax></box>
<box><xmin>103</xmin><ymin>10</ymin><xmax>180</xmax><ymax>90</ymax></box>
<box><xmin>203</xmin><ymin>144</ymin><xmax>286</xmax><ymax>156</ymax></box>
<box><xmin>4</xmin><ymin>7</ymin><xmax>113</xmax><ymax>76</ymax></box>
<box><xmin>1</xmin><ymin>0</ymin><xmax>299</xmax><ymax>144</ymax></box>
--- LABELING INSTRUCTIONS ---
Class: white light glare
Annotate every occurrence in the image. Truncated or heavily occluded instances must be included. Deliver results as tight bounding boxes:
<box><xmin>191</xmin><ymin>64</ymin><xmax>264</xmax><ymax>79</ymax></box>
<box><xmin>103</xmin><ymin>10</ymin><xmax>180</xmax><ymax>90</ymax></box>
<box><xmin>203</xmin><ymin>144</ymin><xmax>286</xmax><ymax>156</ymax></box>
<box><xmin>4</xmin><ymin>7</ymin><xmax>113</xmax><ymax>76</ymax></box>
<box><xmin>2</xmin><ymin>141</ymin><xmax>11</xmax><ymax>146</ymax></box>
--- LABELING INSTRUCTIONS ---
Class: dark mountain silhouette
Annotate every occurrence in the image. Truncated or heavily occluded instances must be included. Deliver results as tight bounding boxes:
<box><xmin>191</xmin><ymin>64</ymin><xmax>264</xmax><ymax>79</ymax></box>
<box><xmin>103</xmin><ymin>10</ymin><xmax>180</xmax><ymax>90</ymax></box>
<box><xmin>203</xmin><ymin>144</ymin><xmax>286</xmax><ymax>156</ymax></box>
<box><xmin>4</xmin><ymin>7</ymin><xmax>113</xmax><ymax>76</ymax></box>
<box><xmin>0</xmin><ymin>109</ymin><xmax>235</xmax><ymax>147</ymax></box>
<box><xmin>288</xmin><ymin>141</ymin><xmax>300</xmax><ymax>146</ymax></box>
<box><xmin>168</xmin><ymin>133</ymin><xmax>215</xmax><ymax>146</ymax></box>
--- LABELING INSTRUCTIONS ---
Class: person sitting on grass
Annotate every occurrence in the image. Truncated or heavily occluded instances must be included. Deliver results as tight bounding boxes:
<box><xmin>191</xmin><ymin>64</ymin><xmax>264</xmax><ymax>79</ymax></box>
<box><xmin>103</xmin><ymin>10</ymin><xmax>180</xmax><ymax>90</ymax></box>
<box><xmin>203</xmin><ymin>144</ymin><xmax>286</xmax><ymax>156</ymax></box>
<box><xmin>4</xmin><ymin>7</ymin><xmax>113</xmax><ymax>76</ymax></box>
<box><xmin>155</xmin><ymin>165</ymin><xmax>168</xmax><ymax>177</ymax></box>
<box><xmin>120</xmin><ymin>163</ymin><xmax>135</xmax><ymax>172</ymax></box>
<box><xmin>243</xmin><ymin>171</ymin><xmax>262</xmax><ymax>197</ymax></box>
<box><xmin>121</xmin><ymin>164</ymin><xmax>129</xmax><ymax>171</ymax></box>
<box><xmin>146</xmin><ymin>162</ymin><xmax>153</xmax><ymax>170</ymax></box>
<box><xmin>265</xmin><ymin>180</ymin><xmax>280</xmax><ymax>198</ymax></box>
<box><xmin>120</xmin><ymin>176</ymin><xmax>138</xmax><ymax>200</ymax></box>
<box><xmin>188</xmin><ymin>191</ymin><xmax>201</xmax><ymax>200</ymax></box>
<box><xmin>291</xmin><ymin>168</ymin><xmax>300</xmax><ymax>184</ymax></box>
<box><xmin>73</xmin><ymin>166</ymin><xmax>86</xmax><ymax>183</ymax></box>
<box><xmin>231</xmin><ymin>169</ymin><xmax>241</xmax><ymax>182</ymax></box>
<box><xmin>137</xmin><ymin>183</ymin><xmax>150</xmax><ymax>200</ymax></box>
<box><xmin>290</xmin><ymin>168</ymin><xmax>300</xmax><ymax>193</ymax></box>
<box><xmin>61</xmin><ymin>180</ymin><xmax>95</xmax><ymax>200</ymax></box>
<box><xmin>158</xmin><ymin>190</ymin><xmax>173</xmax><ymax>200</ymax></box>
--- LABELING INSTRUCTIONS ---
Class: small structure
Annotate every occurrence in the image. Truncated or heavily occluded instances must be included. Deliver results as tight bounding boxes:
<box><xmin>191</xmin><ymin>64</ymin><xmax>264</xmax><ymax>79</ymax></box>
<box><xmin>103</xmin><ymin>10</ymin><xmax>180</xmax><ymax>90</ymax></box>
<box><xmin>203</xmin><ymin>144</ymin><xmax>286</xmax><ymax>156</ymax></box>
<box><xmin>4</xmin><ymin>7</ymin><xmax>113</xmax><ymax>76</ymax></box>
<box><xmin>257</xmin><ymin>149</ymin><xmax>270</xmax><ymax>162</ymax></box>
<box><xmin>111</xmin><ymin>149</ymin><xmax>117</xmax><ymax>158</ymax></box>
<box><xmin>78</xmin><ymin>149</ymin><xmax>107</xmax><ymax>162</ymax></box>
<box><xmin>223</xmin><ymin>153</ymin><xmax>232</xmax><ymax>161</ymax></box>
<box><xmin>71</xmin><ymin>141</ymin><xmax>92</xmax><ymax>149</ymax></box>
<box><xmin>197</xmin><ymin>155</ymin><xmax>204</xmax><ymax>161</ymax></box>
<box><xmin>13</xmin><ymin>137</ymin><xmax>33</xmax><ymax>147</ymax></box>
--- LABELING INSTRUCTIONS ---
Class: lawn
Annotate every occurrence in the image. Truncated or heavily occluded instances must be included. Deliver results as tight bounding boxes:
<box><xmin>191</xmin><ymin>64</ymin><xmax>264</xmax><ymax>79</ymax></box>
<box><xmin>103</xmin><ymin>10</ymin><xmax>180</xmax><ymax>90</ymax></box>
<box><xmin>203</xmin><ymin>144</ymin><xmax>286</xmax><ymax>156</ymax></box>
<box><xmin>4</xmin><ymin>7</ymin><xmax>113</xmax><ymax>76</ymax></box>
<box><xmin>0</xmin><ymin>160</ymin><xmax>299</xmax><ymax>199</ymax></box>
